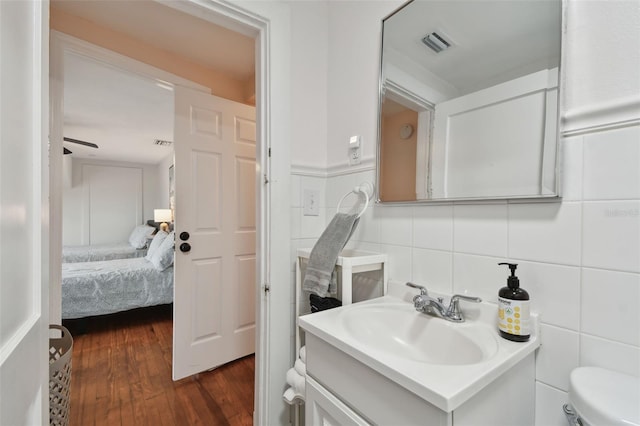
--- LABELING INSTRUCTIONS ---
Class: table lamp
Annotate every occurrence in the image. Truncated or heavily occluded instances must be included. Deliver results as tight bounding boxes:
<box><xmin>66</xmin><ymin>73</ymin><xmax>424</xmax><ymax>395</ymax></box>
<box><xmin>154</xmin><ymin>209</ymin><xmax>172</xmax><ymax>233</ymax></box>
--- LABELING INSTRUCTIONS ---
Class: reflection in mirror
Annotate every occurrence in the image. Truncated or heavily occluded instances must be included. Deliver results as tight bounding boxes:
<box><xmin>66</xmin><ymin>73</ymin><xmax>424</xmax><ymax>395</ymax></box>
<box><xmin>377</xmin><ymin>0</ymin><xmax>563</xmax><ymax>202</ymax></box>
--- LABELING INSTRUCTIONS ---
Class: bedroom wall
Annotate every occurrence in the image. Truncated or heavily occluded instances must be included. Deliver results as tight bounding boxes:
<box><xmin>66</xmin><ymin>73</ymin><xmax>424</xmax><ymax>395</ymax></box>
<box><xmin>157</xmin><ymin>153</ymin><xmax>174</xmax><ymax>212</ymax></box>
<box><xmin>63</xmin><ymin>158</ymin><xmax>163</xmax><ymax>245</ymax></box>
<box><xmin>50</xmin><ymin>7</ymin><xmax>253</xmax><ymax>105</ymax></box>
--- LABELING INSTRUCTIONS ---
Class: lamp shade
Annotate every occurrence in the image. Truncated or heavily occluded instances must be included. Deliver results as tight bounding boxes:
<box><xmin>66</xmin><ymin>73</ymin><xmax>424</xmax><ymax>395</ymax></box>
<box><xmin>154</xmin><ymin>208</ymin><xmax>172</xmax><ymax>223</ymax></box>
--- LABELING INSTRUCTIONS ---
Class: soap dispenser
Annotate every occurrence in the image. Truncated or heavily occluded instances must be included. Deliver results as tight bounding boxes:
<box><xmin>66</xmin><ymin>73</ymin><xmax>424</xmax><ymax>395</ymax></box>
<box><xmin>497</xmin><ymin>262</ymin><xmax>530</xmax><ymax>342</ymax></box>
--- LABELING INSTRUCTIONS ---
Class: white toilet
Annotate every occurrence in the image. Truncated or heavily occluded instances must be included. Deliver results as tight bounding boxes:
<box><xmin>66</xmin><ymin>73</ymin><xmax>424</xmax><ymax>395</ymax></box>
<box><xmin>565</xmin><ymin>367</ymin><xmax>640</xmax><ymax>426</ymax></box>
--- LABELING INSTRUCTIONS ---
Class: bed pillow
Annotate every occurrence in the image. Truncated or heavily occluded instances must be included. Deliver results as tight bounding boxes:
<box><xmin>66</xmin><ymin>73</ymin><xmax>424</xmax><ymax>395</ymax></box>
<box><xmin>150</xmin><ymin>231</ymin><xmax>175</xmax><ymax>271</ymax></box>
<box><xmin>129</xmin><ymin>224</ymin><xmax>155</xmax><ymax>249</ymax></box>
<box><xmin>145</xmin><ymin>230</ymin><xmax>168</xmax><ymax>260</ymax></box>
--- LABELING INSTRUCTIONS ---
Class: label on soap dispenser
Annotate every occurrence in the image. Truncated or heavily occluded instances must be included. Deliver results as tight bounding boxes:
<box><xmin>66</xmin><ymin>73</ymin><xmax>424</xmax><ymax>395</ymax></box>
<box><xmin>498</xmin><ymin>298</ymin><xmax>530</xmax><ymax>336</ymax></box>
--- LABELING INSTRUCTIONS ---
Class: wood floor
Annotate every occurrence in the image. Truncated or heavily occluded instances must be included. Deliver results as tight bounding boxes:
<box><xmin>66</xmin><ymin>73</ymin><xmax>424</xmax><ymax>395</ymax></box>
<box><xmin>63</xmin><ymin>305</ymin><xmax>254</xmax><ymax>426</ymax></box>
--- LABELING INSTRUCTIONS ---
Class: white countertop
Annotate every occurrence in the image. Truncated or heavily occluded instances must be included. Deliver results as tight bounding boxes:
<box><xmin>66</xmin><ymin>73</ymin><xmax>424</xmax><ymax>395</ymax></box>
<box><xmin>299</xmin><ymin>294</ymin><xmax>540</xmax><ymax>412</ymax></box>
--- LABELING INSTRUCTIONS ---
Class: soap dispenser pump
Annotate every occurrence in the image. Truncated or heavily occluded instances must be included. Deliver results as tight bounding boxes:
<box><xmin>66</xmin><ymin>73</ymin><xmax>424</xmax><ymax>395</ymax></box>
<box><xmin>497</xmin><ymin>262</ymin><xmax>530</xmax><ymax>342</ymax></box>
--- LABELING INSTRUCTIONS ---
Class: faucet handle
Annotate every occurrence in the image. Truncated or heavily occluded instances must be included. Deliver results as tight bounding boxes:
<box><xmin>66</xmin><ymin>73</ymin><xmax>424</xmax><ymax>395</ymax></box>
<box><xmin>450</xmin><ymin>294</ymin><xmax>482</xmax><ymax>304</ymax></box>
<box><xmin>406</xmin><ymin>282</ymin><xmax>428</xmax><ymax>296</ymax></box>
<box><xmin>446</xmin><ymin>294</ymin><xmax>482</xmax><ymax>322</ymax></box>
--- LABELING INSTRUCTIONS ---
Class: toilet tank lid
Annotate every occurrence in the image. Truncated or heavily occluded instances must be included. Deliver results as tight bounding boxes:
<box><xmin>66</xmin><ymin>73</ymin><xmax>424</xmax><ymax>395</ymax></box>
<box><xmin>569</xmin><ymin>367</ymin><xmax>640</xmax><ymax>426</ymax></box>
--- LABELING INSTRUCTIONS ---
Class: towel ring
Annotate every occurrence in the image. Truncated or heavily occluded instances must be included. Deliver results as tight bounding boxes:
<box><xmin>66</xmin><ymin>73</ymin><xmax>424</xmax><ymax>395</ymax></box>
<box><xmin>336</xmin><ymin>183</ymin><xmax>373</xmax><ymax>218</ymax></box>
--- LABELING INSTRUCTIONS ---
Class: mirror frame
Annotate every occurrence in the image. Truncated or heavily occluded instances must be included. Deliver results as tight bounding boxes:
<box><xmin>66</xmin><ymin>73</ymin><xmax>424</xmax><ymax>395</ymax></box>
<box><xmin>375</xmin><ymin>0</ymin><xmax>566</xmax><ymax>204</ymax></box>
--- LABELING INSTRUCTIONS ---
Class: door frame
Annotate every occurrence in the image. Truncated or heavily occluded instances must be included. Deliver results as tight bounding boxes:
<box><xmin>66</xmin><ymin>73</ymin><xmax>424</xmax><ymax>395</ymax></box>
<box><xmin>49</xmin><ymin>1</ymin><xmax>274</xmax><ymax>422</ymax></box>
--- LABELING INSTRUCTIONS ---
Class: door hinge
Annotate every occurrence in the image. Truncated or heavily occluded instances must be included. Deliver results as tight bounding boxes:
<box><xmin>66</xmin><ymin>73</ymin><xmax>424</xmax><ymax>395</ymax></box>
<box><xmin>264</xmin><ymin>173</ymin><xmax>269</xmax><ymax>185</ymax></box>
<box><xmin>268</xmin><ymin>147</ymin><xmax>271</xmax><ymax>157</ymax></box>
<box><xmin>263</xmin><ymin>283</ymin><xmax>271</xmax><ymax>294</ymax></box>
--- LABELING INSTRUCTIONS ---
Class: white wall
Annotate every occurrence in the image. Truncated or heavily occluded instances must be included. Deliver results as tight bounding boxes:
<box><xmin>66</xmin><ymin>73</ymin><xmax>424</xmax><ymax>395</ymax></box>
<box><xmin>291</xmin><ymin>1</ymin><xmax>640</xmax><ymax>425</ymax></box>
<box><xmin>326</xmin><ymin>1</ymin><xmax>402</xmax><ymax>169</ymax></box>
<box><xmin>562</xmin><ymin>0</ymin><xmax>640</xmax><ymax>113</ymax></box>
<box><xmin>289</xmin><ymin>1</ymin><xmax>329</xmax><ymax>172</ymax></box>
<box><xmin>62</xmin><ymin>158</ymin><xmax>163</xmax><ymax>245</ymax></box>
<box><xmin>157</xmin><ymin>152</ymin><xmax>174</xmax><ymax>209</ymax></box>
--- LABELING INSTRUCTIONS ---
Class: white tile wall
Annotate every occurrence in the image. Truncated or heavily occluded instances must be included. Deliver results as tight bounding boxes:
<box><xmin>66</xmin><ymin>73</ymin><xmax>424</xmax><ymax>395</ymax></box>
<box><xmin>561</xmin><ymin>135</ymin><xmax>584</xmax><ymax>201</ymax></box>
<box><xmin>453</xmin><ymin>203</ymin><xmax>508</xmax><ymax>257</ymax></box>
<box><xmin>292</xmin><ymin>124</ymin><xmax>640</xmax><ymax>425</ymax></box>
<box><xmin>300</xmin><ymin>207</ymin><xmax>328</xmax><ymax>239</ymax></box>
<box><xmin>582</xmin><ymin>200</ymin><xmax>640</xmax><ymax>272</ymax></box>
<box><xmin>580</xmin><ymin>334</ymin><xmax>640</xmax><ymax>376</ymax></box>
<box><xmin>535</xmin><ymin>324</ymin><xmax>580</xmax><ymax>391</ymax></box>
<box><xmin>352</xmin><ymin>207</ymin><xmax>380</xmax><ymax>243</ymax></box>
<box><xmin>290</xmin><ymin>207</ymin><xmax>301</xmax><ymax>239</ymax></box>
<box><xmin>290</xmin><ymin>174</ymin><xmax>302</xmax><ymax>207</ymax></box>
<box><xmin>380</xmin><ymin>244</ymin><xmax>412</xmax><ymax>283</ymax></box>
<box><xmin>583</xmin><ymin>126</ymin><xmax>640</xmax><ymax>200</ymax></box>
<box><xmin>411</xmin><ymin>248</ymin><xmax>453</xmax><ymax>294</ymax></box>
<box><xmin>515</xmin><ymin>261</ymin><xmax>581</xmax><ymax>330</ymax></box>
<box><xmin>452</xmin><ymin>253</ymin><xmax>507</xmax><ymax>303</ymax></box>
<box><xmin>412</xmin><ymin>204</ymin><xmax>453</xmax><ymax>251</ymax></box>
<box><xmin>377</xmin><ymin>206</ymin><xmax>413</xmax><ymax>246</ymax></box>
<box><xmin>300</xmin><ymin>175</ymin><xmax>327</xmax><ymax>207</ymax></box>
<box><xmin>581</xmin><ymin>268</ymin><xmax>640</xmax><ymax>346</ymax></box>
<box><xmin>508</xmin><ymin>202</ymin><xmax>582</xmax><ymax>266</ymax></box>
<box><xmin>535</xmin><ymin>382</ymin><xmax>569</xmax><ymax>426</ymax></box>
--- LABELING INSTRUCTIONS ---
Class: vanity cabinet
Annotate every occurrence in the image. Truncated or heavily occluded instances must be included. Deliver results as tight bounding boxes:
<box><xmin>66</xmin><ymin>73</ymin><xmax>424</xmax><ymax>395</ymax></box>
<box><xmin>304</xmin><ymin>332</ymin><xmax>536</xmax><ymax>426</ymax></box>
<box><xmin>306</xmin><ymin>376</ymin><xmax>369</xmax><ymax>426</ymax></box>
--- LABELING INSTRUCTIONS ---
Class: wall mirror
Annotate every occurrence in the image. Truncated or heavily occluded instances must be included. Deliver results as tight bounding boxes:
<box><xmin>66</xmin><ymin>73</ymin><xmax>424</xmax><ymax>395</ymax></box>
<box><xmin>376</xmin><ymin>0</ymin><xmax>563</xmax><ymax>202</ymax></box>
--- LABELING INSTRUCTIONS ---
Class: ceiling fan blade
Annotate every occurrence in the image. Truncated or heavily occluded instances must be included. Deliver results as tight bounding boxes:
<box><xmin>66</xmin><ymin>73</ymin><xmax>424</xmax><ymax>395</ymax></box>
<box><xmin>63</xmin><ymin>147</ymin><xmax>72</xmax><ymax>155</ymax></box>
<box><xmin>63</xmin><ymin>137</ymin><xmax>99</xmax><ymax>149</ymax></box>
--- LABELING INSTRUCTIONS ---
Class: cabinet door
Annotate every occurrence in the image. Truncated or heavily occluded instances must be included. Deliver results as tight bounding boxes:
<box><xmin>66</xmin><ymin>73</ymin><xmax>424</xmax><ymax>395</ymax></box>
<box><xmin>306</xmin><ymin>376</ymin><xmax>370</xmax><ymax>426</ymax></box>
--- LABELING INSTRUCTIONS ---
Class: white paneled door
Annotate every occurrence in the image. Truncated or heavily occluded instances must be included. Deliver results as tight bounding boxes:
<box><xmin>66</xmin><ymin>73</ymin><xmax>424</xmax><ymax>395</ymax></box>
<box><xmin>172</xmin><ymin>86</ymin><xmax>256</xmax><ymax>380</ymax></box>
<box><xmin>0</xmin><ymin>0</ymin><xmax>49</xmax><ymax>424</ymax></box>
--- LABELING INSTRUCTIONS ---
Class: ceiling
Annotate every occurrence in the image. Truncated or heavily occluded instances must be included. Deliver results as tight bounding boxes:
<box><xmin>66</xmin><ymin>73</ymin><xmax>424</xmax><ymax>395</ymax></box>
<box><xmin>54</xmin><ymin>0</ymin><xmax>255</xmax><ymax>164</ymax></box>
<box><xmin>63</xmin><ymin>52</ymin><xmax>175</xmax><ymax>164</ymax></box>
<box><xmin>384</xmin><ymin>0</ymin><xmax>561</xmax><ymax>97</ymax></box>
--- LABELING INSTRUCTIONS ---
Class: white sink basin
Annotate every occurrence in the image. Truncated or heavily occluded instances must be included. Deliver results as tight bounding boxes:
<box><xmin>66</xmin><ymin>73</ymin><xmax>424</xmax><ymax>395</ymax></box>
<box><xmin>341</xmin><ymin>303</ymin><xmax>498</xmax><ymax>365</ymax></box>
<box><xmin>299</xmin><ymin>294</ymin><xmax>540</xmax><ymax>412</ymax></box>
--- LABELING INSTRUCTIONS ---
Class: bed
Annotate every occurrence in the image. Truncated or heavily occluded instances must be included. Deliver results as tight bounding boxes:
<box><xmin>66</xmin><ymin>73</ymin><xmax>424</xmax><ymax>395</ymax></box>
<box><xmin>62</xmin><ymin>242</ymin><xmax>148</xmax><ymax>263</ymax></box>
<box><xmin>62</xmin><ymin>224</ymin><xmax>156</xmax><ymax>263</ymax></box>
<box><xmin>62</xmin><ymin>231</ymin><xmax>175</xmax><ymax>319</ymax></box>
<box><xmin>62</xmin><ymin>257</ymin><xmax>173</xmax><ymax>319</ymax></box>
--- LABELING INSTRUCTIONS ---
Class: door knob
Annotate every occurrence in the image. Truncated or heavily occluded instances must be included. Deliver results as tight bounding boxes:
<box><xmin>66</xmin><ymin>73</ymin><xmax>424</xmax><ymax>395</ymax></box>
<box><xmin>179</xmin><ymin>242</ymin><xmax>191</xmax><ymax>253</ymax></box>
<box><xmin>179</xmin><ymin>231</ymin><xmax>190</xmax><ymax>241</ymax></box>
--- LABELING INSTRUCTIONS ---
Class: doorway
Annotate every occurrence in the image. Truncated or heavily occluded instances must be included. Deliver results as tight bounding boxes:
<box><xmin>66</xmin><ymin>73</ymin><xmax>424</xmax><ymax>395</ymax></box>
<box><xmin>49</xmin><ymin>0</ymin><xmax>267</xmax><ymax>422</ymax></box>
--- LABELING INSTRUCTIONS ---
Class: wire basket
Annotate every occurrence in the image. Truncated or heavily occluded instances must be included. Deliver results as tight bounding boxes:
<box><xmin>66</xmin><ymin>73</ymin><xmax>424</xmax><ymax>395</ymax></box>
<box><xmin>49</xmin><ymin>325</ymin><xmax>73</xmax><ymax>426</ymax></box>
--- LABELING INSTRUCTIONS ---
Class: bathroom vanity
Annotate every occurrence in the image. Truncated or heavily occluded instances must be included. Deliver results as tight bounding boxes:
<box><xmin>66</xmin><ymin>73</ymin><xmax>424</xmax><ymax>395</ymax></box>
<box><xmin>299</xmin><ymin>295</ymin><xmax>540</xmax><ymax>426</ymax></box>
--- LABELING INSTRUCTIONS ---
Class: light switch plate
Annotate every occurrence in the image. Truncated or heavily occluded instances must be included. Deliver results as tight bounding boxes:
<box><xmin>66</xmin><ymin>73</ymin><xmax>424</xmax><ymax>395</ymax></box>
<box><xmin>349</xmin><ymin>135</ymin><xmax>362</xmax><ymax>165</ymax></box>
<box><xmin>303</xmin><ymin>189</ymin><xmax>320</xmax><ymax>216</ymax></box>
<box><xmin>349</xmin><ymin>146</ymin><xmax>362</xmax><ymax>165</ymax></box>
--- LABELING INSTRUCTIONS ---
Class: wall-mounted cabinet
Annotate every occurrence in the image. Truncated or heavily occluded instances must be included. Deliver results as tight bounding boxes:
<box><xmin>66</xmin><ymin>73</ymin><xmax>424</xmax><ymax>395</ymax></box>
<box><xmin>295</xmin><ymin>248</ymin><xmax>387</xmax><ymax>352</ymax></box>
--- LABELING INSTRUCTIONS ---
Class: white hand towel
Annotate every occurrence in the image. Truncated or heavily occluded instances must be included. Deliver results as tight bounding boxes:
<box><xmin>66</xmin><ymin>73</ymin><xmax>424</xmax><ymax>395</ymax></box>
<box><xmin>293</xmin><ymin>373</ymin><xmax>306</xmax><ymax>395</ymax></box>
<box><xmin>299</xmin><ymin>345</ymin><xmax>306</xmax><ymax>363</ymax></box>
<box><xmin>283</xmin><ymin>386</ymin><xmax>305</xmax><ymax>404</ymax></box>
<box><xmin>286</xmin><ymin>367</ymin><xmax>305</xmax><ymax>392</ymax></box>
<box><xmin>294</xmin><ymin>359</ymin><xmax>306</xmax><ymax>376</ymax></box>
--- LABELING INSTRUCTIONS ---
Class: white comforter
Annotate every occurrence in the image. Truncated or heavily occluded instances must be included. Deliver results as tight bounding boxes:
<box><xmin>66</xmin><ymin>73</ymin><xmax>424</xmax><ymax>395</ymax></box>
<box><xmin>62</xmin><ymin>242</ymin><xmax>146</xmax><ymax>263</ymax></box>
<box><xmin>62</xmin><ymin>257</ymin><xmax>173</xmax><ymax>319</ymax></box>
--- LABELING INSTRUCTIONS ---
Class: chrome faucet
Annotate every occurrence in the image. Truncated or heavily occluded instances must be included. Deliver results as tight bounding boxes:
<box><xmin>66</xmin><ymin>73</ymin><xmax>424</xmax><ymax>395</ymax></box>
<box><xmin>406</xmin><ymin>282</ymin><xmax>482</xmax><ymax>322</ymax></box>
